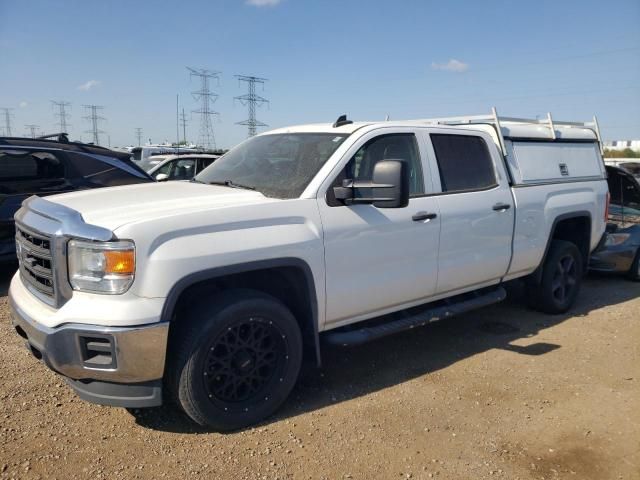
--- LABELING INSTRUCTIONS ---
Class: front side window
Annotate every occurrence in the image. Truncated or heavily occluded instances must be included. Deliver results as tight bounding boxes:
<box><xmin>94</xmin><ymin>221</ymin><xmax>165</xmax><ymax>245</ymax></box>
<box><xmin>196</xmin><ymin>133</ymin><xmax>348</xmax><ymax>199</ymax></box>
<box><xmin>345</xmin><ymin>133</ymin><xmax>425</xmax><ymax>196</ymax></box>
<box><xmin>430</xmin><ymin>134</ymin><xmax>497</xmax><ymax>193</ymax></box>
<box><xmin>169</xmin><ymin>159</ymin><xmax>196</xmax><ymax>180</ymax></box>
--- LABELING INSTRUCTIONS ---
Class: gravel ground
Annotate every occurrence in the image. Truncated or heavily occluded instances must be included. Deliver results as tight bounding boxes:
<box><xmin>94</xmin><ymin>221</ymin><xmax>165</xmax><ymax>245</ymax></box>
<box><xmin>0</xmin><ymin>265</ymin><xmax>638</xmax><ymax>480</ymax></box>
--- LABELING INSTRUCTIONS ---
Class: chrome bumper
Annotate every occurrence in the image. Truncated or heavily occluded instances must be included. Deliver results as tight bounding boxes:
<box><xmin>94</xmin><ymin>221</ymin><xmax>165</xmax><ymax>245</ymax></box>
<box><xmin>9</xmin><ymin>294</ymin><xmax>169</xmax><ymax>384</ymax></box>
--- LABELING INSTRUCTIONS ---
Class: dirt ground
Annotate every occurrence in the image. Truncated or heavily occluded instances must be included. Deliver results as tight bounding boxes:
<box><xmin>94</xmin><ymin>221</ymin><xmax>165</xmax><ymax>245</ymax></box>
<box><xmin>0</xmin><ymin>265</ymin><xmax>638</xmax><ymax>480</ymax></box>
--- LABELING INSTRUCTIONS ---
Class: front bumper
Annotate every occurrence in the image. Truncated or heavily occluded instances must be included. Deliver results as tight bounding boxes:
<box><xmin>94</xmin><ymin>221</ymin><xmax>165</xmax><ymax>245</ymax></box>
<box><xmin>9</xmin><ymin>292</ymin><xmax>169</xmax><ymax>407</ymax></box>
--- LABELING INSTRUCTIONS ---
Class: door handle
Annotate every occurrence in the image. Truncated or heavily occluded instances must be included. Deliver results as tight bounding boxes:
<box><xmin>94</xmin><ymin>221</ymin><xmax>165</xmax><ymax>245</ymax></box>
<box><xmin>492</xmin><ymin>203</ymin><xmax>511</xmax><ymax>212</ymax></box>
<box><xmin>412</xmin><ymin>211</ymin><xmax>438</xmax><ymax>222</ymax></box>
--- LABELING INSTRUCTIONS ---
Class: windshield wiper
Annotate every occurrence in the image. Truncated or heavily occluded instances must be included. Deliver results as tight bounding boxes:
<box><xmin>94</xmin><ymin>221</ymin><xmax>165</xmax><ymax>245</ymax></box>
<box><xmin>208</xmin><ymin>180</ymin><xmax>256</xmax><ymax>191</ymax></box>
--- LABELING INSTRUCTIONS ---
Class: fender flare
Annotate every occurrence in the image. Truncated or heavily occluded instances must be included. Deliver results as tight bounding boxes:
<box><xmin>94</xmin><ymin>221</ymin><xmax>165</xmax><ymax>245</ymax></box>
<box><xmin>530</xmin><ymin>211</ymin><xmax>592</xmax><ymax>284</ymax></box>
<box><xmin>160</xmin><ymin>257</ymin><xmax>321</xmax><ymax>365</ymax></box>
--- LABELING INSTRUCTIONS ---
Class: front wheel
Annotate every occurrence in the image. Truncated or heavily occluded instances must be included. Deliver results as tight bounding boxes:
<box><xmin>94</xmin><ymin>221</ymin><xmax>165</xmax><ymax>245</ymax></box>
<box><xmin>529</xmin><ymin>240</ymin><xmax>583</xmax><ymax>314</ymax></box>
<box><xmin>168</xmin><ymin>289</ymin><xmax>303</xmax><ymax>431</ymax></box>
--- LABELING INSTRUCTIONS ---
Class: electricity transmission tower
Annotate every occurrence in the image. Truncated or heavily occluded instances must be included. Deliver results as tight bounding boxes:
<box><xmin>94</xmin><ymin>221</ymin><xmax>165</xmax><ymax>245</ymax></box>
<box><xmin>234</xmin><ymin>75</ymin><xmax>269</xmax><ymax>137</ymax></box>
<box><xmin>179</xmin><ymin>108</ymin><xmax>188</xmax><ymax>144</ymax></box>
<box><xmin>51</xmin><ymin>100</ymin><xmax>71</xmax><ymax>133</ymax></box>
<box><xmin>187</xmin><ymin>67</ymin><xmax>220</xmax><ymax>150</ymax></box>
<box><xmin>83</xmin><ymin>105</ymin><xmax>105</xmax><ymax>145</ymax></box>
<box><xmin>135</xmin><ymin>127</ymin><xmax>143</xmax><ymax>146</ymax></box>
<box><xmin>1</xmin><ymin>108</ymin><xmax>14</xmax><ymax>136</ymax></box>
<box><xmin>25</xmin><ymin>124</ymin><xmax>40</xmax><ymax>138</ymax></box>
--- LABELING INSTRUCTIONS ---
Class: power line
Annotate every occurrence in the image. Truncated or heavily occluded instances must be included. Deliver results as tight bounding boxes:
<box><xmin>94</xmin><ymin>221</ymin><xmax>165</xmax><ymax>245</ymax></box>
<box><xmin>187</xmin><ymin>66</ymin><xmax>220</xmax><ymax>150</ymax></box>
<box><xmin>82</xmin><ymin>105</ymin><xmax>105</xmax><ymax>145</ymax></box>
<box><xmin>51</xmin><ymin>100</ymin><xmax>71</xmax><ymax>133</ymax></box>
<box><xmin>234</xmin><ymin>75</ymin><xmax>269</xmax><ymax>137</ymax></box>
<box><xmin>1</xmin><ymin>108</ymin><xmax>14</xmax><ymax>137</ymax></box>
<box><xmin>24</xmin><ymin>124</ymin><xmax>40</xmax><ymax>138</ymax></box>
<box><xmin>135</xmin><ymin>127</ymin><xmax>143</xmax><ymax>146</ymax></box>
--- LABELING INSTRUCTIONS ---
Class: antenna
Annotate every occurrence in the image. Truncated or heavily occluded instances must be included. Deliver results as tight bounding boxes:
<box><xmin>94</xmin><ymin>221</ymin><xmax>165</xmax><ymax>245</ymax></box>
<box><xmin>187</xmin><ymin>67</ymin><xmax>220</xmax><ymax>150</ymax></box>
<box><xmin>82</xmin><ymin>105</ymin><xmax>105</xmax><ymax>145</ymax></box>
<box><xmin>24</xmin><ymin>124</ymin><xmax>40</xmax><ymax>138</ymax></box>
<box><xmin>1</xmin><ymin>108</ymin><xmax>14</xmax><ymax>136</ymax></box>
<box><xmin>234</xmin><ymin>75</ymin><xmax>269</xmax><ymax>137</ymax></box>
<box><xmin>135</xmin><ymin>127</ymin><xmax>143</xmax><ymax>146</ymax></box>
<box><xmin>51</xmin><ymin>100</ymin><xmax>71</xmax><ymax>134</ymax></box>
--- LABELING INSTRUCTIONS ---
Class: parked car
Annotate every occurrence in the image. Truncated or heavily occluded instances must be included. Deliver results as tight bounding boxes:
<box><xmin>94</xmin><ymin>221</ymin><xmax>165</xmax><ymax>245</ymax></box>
<box><xmin>130</xmin><ymin>145</ymin><xmax>201</xmax><ymax>168</ymax></box>
<box><xmin>0</xmin><ymin>135</ymin><xmax>153</xmax><ymax>262</ymax></box>
<box><xmin>147</xmin><ymin>154</ymin><xmax>219</xmax><ymax>181</ymax></box>
<box><xmin>9</xmin><ymin>110</ymin><xmax>608</xmax><ymax>431</ymax></box>
<box><xmin>589</xmin><ymin>165</ymin><xmax>640</xmax><ymax>280</ymax></box>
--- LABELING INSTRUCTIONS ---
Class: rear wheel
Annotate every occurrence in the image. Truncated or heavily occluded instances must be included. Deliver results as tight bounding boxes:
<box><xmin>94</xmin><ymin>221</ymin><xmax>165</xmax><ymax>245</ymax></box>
<box><xmin>529</xmin><ymin>240</ymin><xmax>583</xmax><ymax>314</ymax></box>
<box><xmin>167</xmin><ymin>289</ymin><xmax>303</xmax><ymax>431</ymax></box>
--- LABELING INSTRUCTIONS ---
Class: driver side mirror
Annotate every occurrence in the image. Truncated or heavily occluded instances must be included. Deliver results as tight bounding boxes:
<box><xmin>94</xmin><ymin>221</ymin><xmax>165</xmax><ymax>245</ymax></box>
<box><xmin>155</xmin><ymin>173</ymin><xmax>169</xmax><ymax>182</ymax></box>
<box><xmin>333</xmin><ymin>160</ymin><xmax>409</xmax><ymax>208</ymax></box>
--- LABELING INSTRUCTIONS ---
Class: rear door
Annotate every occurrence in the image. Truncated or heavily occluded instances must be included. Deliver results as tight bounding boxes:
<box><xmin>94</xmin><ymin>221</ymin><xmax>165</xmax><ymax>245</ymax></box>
<box><xmin>424</xmin><ymin>131</ymin><xmax>514</xmax><ymax>294</ymax></box>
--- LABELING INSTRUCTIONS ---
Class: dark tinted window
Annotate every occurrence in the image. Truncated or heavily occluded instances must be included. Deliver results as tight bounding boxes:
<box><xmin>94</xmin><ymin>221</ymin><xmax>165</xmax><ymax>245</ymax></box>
<box><xmin>430</xmin><ymin>134</ymin><xmax>497</xmax><ymax>192</ymax></box>
<box><xmin>346</xmin><ymin>134</ymin><xmax>424</xmax><ymax>195</ymax></box>
<box><xmin>607</xmin><ymin>168</ymin><xmax>640</xmax><ymax>207</ymax></box>
<box><xmin>0</xmin><ymin>151</ymin><xmax>64</xmax><ymax>180</ymax></box>
<box><xmin>66</xmin><ymin>152</ymin><xmax>148</xmax><ymax>187</ymax></box>
<box><xmin>198</xmin><ymin>157</ymin><xmax>216</xmax><ymax>172</ymax></box>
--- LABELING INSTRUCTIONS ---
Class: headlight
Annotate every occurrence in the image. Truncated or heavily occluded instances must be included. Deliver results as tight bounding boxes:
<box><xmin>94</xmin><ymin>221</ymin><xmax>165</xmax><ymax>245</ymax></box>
<box><xmin>68</xmin><ymin>239</ymin><xmax>135</xmax><ymax>294</ymax></box>
<box><xmin>604</xmin><ymin>233</ymin><xmax>631</xmax><ymax>247</ymax></box>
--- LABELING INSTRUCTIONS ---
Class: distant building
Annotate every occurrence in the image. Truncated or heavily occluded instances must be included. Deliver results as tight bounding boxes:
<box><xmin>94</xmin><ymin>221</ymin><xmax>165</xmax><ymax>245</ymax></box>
<box><xmin>603</xmin><ymin>140</ymin><xmax>640</xmax><ymax>152</ymax></box>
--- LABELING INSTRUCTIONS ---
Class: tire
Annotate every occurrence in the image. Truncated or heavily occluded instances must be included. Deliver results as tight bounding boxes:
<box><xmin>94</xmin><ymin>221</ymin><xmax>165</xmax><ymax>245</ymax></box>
<box><xmin>628</xmin><ymin>249</ymin><xmax>640</xmax><ymax>281</ymax></box>
<box><xmin>528</xmin><ymin>240</ymin><xmax>583</xmax><ymax>314</ymax></box>
<box><xmin>167</xmin><ymin>289</ymin><xmax>303</xmax><ymax>431</ymax></box>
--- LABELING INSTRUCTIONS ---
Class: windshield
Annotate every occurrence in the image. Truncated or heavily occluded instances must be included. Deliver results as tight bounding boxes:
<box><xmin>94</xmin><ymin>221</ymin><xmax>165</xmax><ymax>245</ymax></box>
<box><xmin>195</xmin><ymin>133</ymin><xmax>348</xmax><ymax>199</ymax></box>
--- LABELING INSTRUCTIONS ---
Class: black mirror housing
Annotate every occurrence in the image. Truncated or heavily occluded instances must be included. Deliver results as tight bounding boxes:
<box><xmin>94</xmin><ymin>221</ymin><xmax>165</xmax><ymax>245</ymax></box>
<box><xmin>332</xmin><ymin>160</ymin><xmax>410</xmax><ymax>208</ymax></box>
<box><xmin>371</xmin><ymin>160</ymin><xmax>410</xmax><ymax>208</ymax></box>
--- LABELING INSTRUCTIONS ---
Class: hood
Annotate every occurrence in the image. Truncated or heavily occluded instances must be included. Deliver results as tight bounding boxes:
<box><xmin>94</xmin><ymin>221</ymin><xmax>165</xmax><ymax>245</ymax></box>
<box><xmin>49</xmin><ymin>181</ymin><xmax>277</xmax><ymax>231</ymax></box>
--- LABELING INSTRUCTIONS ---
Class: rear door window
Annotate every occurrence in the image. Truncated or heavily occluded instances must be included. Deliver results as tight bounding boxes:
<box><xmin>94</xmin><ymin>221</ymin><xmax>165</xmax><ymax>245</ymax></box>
<box><xmin>0</xmin><ymin>151</ymin><xmax>64</xmax><ymax>181</ymax></box>
<box><xmin>66</xmin><ymin>152</ymin><xmax>149</xmax><ymax>187</ymax></box>
<box><xmin>430</xmin><ymin>134</ymin><xmax>497</xmax><ymax>193</ymax></box>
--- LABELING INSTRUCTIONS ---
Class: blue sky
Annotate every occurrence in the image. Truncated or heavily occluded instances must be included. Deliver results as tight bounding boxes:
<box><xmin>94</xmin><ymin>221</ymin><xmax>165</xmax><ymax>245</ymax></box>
<box><xmin>0</xmin><ymin>0</ymin><xmax>639</xmax><ymax>148</ymax></box>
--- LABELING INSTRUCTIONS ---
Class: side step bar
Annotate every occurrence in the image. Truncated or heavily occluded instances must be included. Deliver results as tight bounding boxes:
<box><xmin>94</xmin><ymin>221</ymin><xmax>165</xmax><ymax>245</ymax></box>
<box><xmin>323</xmin><ymin>287</ymin><xmax>507</xmax><ymax>347</ymax></box>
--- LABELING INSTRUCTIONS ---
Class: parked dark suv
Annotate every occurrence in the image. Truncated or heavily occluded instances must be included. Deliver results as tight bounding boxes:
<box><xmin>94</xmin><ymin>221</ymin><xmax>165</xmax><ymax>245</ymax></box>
<box><xmin>1</xmin><ymin>135</ymin><xmax>152</xmax><ymax>262</ymax></box>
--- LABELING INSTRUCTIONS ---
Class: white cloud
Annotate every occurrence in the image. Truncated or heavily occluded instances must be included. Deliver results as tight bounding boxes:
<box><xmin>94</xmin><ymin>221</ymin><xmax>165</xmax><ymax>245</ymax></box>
<box><xmin>19</xmin><ymin>101</ymin><xmax>28</xmax><ymax>108</ymax></box>
<box><xmin>246</xmin><ymin>0</ymin><xmax>282</xmax><ymax>6</ymax></box>
<box><xmin>78</xmin><ymin>79</ymin><xmax>101</xmax><ymax>91</ymax></box>
<box><xmin>431</xmin><ymin>59</ymin><xmax>469</xmax><ymax>73</ymax></box>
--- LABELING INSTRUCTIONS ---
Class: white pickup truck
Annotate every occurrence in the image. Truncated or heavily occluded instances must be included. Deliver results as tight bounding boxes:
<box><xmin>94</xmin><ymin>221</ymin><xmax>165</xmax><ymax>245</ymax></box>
<box><xmin>9</xmin><ymin>109</ymin><xmax>608</xmax><ymax>430</ymax></box>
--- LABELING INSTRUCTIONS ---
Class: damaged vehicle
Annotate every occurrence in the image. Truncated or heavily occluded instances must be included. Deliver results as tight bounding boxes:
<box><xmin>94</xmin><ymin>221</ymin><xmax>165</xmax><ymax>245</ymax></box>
<box><xmin>589</xmin><ymin>164</ymin><xmax>640</xmax><ymax>280</ymax></box>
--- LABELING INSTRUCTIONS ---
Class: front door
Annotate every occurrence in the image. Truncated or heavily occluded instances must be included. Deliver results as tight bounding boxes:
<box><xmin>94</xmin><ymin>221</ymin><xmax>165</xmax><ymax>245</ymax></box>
<box><xmin>318</xmin><ymin>130</ymin><xmax>441</xmax><ymax>328</ymax></box>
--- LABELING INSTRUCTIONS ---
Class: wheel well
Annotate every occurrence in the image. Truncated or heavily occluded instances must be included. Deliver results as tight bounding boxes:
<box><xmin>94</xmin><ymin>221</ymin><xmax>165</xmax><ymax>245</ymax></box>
<box><xmin>166</xmin><ymin>266</ymin><xmax>319</xmax><ymax>363</ymax></box>
<box><xmin>550</xmin><ymin>215</ymin><xmax>591</xmax><ymax>267</ymax></box>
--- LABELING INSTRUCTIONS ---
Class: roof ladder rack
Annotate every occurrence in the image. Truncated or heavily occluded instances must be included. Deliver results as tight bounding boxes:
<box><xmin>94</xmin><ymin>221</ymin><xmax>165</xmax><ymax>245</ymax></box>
<box><xmin>417</xmin><ymin>106</ymin><xmax>602</xmax><ymax>156</ymax></box>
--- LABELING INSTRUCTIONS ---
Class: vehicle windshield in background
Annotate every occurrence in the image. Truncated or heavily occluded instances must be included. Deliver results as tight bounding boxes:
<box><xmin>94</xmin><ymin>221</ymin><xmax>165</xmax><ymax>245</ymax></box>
<box><xmin>195</xmin><ymin>133</ymin><xmax>348</xmax><ymax>199</ymax></box>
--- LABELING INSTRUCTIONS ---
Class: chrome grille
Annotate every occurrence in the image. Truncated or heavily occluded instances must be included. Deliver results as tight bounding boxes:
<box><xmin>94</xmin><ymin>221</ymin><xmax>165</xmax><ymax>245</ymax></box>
<box><xmin>16</xmin><ymin>226</ymin><xmax>55</xmax><ymax>298</ymax></box>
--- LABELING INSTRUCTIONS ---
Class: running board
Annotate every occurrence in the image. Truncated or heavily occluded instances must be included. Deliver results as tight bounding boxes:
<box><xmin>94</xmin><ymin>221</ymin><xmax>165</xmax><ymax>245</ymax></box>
<box><xmin>323</xmin><ymin>287</ymin><xmax>507</xmax><ymax>347</ymax></box>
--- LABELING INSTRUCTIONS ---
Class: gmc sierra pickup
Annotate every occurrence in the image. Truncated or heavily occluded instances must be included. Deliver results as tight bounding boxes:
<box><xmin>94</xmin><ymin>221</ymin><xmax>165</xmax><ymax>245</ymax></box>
<box><xmin>9</xmin><ymin>110</ymin><xmax>608</xmax><ymax>430</ymax></box>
